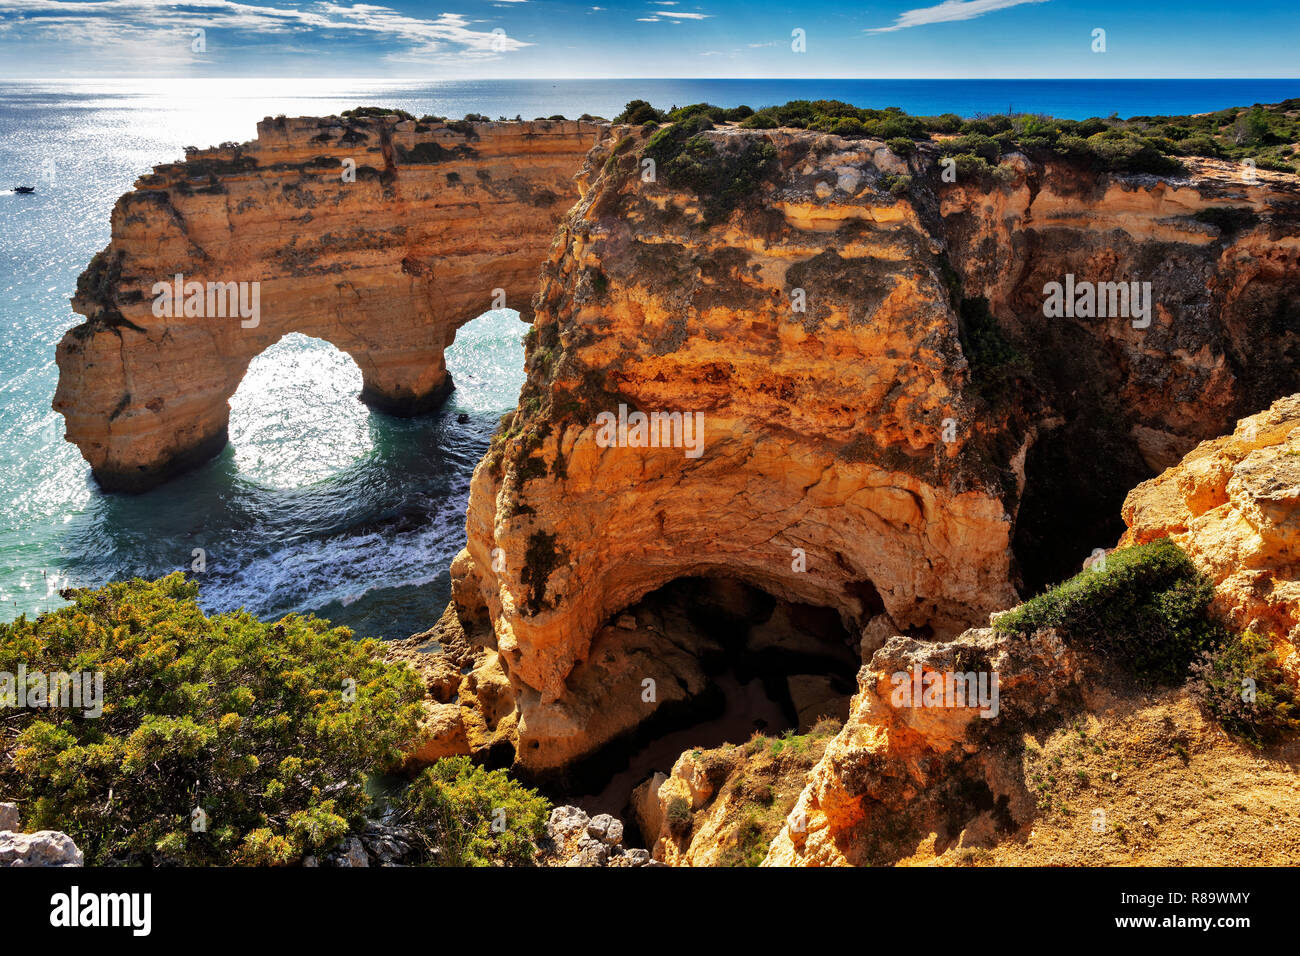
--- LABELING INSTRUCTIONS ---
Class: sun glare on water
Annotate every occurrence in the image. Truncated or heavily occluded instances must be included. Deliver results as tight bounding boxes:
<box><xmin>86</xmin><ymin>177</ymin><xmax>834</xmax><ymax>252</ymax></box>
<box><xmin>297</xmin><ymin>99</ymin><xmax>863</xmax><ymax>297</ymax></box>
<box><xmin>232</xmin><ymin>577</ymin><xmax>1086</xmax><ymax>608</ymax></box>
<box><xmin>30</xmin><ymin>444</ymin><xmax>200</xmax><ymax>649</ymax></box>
<box><xmin>227</xmin><ymin>333</ymin><xmax>372</xmax><ymax>489</ymax></box>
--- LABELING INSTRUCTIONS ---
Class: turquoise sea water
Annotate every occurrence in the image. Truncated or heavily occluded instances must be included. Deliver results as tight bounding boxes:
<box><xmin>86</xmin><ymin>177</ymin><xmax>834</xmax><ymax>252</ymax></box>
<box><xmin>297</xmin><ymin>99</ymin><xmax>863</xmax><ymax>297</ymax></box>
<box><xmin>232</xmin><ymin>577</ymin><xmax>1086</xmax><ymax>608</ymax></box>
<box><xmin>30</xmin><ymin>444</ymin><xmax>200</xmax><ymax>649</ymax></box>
<box><xmin>2</xmin><ymin>77</ymin><xmax>1299</xmax><ymax>639</ymax></box>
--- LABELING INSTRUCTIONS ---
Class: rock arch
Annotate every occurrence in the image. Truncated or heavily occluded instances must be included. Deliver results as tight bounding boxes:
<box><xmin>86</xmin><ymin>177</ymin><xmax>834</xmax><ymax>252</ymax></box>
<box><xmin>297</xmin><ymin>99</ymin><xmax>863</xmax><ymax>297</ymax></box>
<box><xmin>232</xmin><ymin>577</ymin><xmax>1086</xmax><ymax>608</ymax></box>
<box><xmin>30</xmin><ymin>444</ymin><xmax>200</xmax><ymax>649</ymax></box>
<box><xmin>53</xmin><ymin>114</ymin><xmax>599</xmax><ymax>491</ymax></box>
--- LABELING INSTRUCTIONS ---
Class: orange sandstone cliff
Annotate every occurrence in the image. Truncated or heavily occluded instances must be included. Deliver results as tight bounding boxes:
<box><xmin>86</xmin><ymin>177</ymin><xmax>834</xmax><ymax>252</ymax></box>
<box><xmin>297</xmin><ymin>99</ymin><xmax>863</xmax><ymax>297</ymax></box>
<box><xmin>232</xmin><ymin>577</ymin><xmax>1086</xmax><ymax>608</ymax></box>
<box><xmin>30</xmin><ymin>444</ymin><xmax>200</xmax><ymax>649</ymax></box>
<box><xmin>53</xmin><ymin>114</ymin><xmax>598</xmax><ymax>491</ymax></box>
<box><xmin>1122</xmin><ymin>393</ymin><xmax>1300</xmax><ymax>680</ymax></box>
<box><xmin>446</xmin><ymin>124</ymin><xmax>1300</xmax><ymax>780</ymax></box>
<box><xmin>52</xmin><ymin>116</ymin><xmax>1300</xmax><ymax>860</ymax></box>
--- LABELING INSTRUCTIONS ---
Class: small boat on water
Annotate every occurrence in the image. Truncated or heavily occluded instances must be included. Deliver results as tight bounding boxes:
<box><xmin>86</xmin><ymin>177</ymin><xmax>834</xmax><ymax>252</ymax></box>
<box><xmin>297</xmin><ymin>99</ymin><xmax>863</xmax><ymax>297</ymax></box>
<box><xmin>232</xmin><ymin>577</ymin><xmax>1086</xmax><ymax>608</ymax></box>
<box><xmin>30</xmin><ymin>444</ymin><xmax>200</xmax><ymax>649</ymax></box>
<box><xmin>12</xmin><ymin>185</ymin><xmax>35</xmax><ymax>194</ymax></box>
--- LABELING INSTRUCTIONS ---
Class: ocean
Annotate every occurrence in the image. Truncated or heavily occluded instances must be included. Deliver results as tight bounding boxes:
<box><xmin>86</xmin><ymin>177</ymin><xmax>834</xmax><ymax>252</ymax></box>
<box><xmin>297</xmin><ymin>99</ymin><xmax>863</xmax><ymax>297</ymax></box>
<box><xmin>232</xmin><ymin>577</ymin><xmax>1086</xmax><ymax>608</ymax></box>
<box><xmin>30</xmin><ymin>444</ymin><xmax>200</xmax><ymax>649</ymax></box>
<box><xmin>3</xmin><ymin>76</ymin><xmax>1299</xmax><ymax>639</ymax></box>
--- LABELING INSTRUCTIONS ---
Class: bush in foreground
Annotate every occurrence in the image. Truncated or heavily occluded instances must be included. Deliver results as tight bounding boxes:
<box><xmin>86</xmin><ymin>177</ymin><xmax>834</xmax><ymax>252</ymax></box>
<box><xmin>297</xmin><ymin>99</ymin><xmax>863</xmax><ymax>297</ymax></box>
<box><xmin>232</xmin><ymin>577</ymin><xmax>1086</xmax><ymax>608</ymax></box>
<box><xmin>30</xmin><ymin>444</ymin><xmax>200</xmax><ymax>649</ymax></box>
<box><xmin>0</xmin><ymin>574</ymin><xmax>424</xmax><ymax>865</ymax></box>
<box><xmin>399</xmin><ymin>756</ymin><xmax>551</xmax><ymax>866</ymax></box>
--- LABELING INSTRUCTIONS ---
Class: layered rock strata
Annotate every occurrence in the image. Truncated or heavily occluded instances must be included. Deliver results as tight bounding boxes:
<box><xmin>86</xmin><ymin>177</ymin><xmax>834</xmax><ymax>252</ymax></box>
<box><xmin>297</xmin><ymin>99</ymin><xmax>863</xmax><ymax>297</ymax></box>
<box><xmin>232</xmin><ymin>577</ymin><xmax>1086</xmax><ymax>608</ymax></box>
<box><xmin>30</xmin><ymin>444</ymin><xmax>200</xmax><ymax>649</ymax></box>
<box><xmin>452</xmin><ymin>125</ymin><xmax>1300</xmax><ymax>776</ymax></box>
<box><xmin>55</xmin><ymin>113</ymin><xmax>1300</xmax><ymax>788</ymax></box>
<box><xmin>54</xmin><ymin>115</ymin><xmax>598</xmax><ymax>490</ymax></box>
<box><xmin>1121</xmin><ymin>392</ymin><xmax>1300</xmax><ymax>679</ymax></box>
<box><xmin>764</xmin><ymin>626</ymin><xmax>1080</xmax><ymax>866</ymax></box>
<box><xmin>939</xmin><ymin>156</ymin><xmax>1300</xmax><ymax>590</ymax></box>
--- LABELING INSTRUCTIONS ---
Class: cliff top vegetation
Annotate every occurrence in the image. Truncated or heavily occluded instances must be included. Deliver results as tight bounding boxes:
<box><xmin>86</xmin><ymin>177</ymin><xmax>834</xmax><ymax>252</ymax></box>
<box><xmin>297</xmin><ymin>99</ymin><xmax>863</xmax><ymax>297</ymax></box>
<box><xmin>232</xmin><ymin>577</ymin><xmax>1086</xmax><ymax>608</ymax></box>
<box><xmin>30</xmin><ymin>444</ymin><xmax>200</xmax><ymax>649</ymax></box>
<box><xmin>614</xmin><ymin>97</ymin><xmax>1300</xmax><ymax>175</ymax></box>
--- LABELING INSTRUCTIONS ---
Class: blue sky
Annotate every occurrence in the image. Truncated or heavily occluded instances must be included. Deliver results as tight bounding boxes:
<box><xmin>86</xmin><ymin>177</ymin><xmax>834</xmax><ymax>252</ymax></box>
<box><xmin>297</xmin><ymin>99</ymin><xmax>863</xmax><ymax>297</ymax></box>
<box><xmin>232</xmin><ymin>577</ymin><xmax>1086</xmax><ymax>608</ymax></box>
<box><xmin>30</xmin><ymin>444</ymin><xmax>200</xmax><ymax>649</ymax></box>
<box><xmin>0</xmin><ymin>0</ymin><xmax>1296</xmax><ymax>79</ymax></box>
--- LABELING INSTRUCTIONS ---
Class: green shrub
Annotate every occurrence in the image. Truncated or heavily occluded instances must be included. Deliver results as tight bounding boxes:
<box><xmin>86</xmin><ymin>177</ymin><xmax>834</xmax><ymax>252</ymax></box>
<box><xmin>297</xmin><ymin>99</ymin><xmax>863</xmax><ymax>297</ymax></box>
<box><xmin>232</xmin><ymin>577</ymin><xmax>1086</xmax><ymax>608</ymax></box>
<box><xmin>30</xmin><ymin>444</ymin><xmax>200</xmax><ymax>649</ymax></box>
<box><xmin>399</xmin><ymin>756</ymin><xmax>550</xmax><ymax>866</ymax></box>
<box><xmin>886</xmin><ymin>137</ymin><xmax>916</xmax><ymax>157</ymax></box>
<box><xmin>920</xmin><ymin>113</ymin><xmax>964</xmax><ymax>134</ymax></box>
<box><xmin>643</xmin><ymin>116</ymin><xmax>776</xmax><ymax>223</ymax></box>
<box><xmin>881</xmin><ymin>173</ymin><xmax>913</xmax><ymax>196</ymax></box>
<box><xmin>341</xmin><ymin>106</ymin><xmax>415</xmax><ymax>122</ymax></box>
<box><xmin>667</xmin><ymin>103</ymin><xmax>753</xmax><ymax>124</ymax></box>
<box><xmin>614</xmin><ymin>99</ymin><xmax>666</xmax><ymax>125</ymax></box>
<box><xmin>957</xmin><ymin>296</ymin><xmax>1027</xmax><ymax>402</ymax></box>
<box><xmin>942</xmin><ymin>152</ymin><xmax>1015</xmax><ymax>184</ymax></box>
<box><xmin>1087</xmin><ymin>134</ymin><xmax>1185</xmax><ymax>175</ymax></box>
<box><xmin>740</xmin><ymin>111</ymin><xmax>780</xmax><ymax>130</ymax></box>
<box><xmin>995</xmin><ymin>538</ymin><xmax>1227</xmax><ymax>685</ymax></box>
<box><xmin>871</xmin><ymin>117</ymin><xmax>921</xmax><ymax>140</ymax></box>
<box><xmin>942</xmin><ymin>133</ymin><xmax>1001</xmax><ymax>163</ymax></box>
<box><xmin>666</xmin><ymin>795</ymin><xmax>692</xmax><ymax>835</ymax></box>
<box><xmin>1190</xmin><ymin>630</ymin><xmax>1300</xmax><ymax>745</ymax></box>
<box><xmin>1172</xmin><ymin>134</ymin><xmax>1223</xmax><ymax>157</ymax></box>
<box><xmin>0</xmin><ymin>574</ymin><xmax>424</xmax><ymax>865</ymax></box>
<box><xmin>830</xmin><ymin>116</ymin><xmax>868</xmax><ymax>137</ymax></box>
<box><xmin>1257</xmin><ymin>157</ymin><xmax>1298</xmax><ymax>173</ymax></box>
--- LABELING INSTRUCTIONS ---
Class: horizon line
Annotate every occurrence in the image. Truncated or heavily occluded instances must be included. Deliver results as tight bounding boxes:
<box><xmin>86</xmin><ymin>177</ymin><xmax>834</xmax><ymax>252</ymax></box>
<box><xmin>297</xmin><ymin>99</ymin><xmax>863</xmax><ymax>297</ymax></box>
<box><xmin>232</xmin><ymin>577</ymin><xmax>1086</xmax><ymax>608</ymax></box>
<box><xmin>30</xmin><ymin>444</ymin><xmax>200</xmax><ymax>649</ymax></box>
<box><xmin>2</xmin><ymin>75</ymin><xmax>1300</xmax><ymax>82</ymax></box>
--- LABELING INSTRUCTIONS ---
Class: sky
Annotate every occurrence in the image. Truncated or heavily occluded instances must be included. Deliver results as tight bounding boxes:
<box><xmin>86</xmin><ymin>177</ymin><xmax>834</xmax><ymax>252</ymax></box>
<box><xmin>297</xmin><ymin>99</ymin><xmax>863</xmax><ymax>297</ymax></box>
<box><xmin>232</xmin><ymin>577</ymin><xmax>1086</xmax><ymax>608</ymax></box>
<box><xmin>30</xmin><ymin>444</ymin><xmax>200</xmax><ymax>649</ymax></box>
<box><xmin>0</xmin><ymin>0</ymin><xmax>1296</xmax><ymax>79</ymax></box>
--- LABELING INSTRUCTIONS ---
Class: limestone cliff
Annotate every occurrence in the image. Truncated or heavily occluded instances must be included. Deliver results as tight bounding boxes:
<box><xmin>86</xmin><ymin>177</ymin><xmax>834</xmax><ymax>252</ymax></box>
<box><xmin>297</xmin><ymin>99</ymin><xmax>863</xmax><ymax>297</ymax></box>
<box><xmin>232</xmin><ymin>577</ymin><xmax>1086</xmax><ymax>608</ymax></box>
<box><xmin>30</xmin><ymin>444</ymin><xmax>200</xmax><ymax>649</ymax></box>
<box><xmin>53</xmin><ymin>114</ymin><xmax>598</xmax><ymax>491</ymax></box>
<box><xmin>451</xmin><ymin>123</ymin><xmax>1300</xmax><ymax>778</ymax></box>
<box><xmin>764</xmin><ymin>626</ymin><xmax>1080</xmax><ymax>866</ymax></box>
<box><xmin>53</xmin><ymin>111</ymin><xmax>1300</xmax><ymax>831</ymax></box>
<box><xmin>940</xmin><ymin>154</ymin><xmax>1300</xmax><ymax>590</ymax></box>
<box><xmin>1122</xmin><ymin>392</ymin><xmax>1300</xmax><ymax>679</ymax></box>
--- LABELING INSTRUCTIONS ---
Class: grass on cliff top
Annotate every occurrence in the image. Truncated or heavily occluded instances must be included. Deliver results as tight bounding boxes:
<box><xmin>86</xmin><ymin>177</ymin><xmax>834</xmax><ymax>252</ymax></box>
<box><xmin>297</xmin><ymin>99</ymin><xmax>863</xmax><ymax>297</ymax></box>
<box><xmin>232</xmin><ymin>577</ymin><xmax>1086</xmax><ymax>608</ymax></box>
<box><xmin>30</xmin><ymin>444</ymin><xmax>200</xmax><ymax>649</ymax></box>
<box><xmin>995</xmin><ymin>538</ymin><xmax>1225</xmax><ymax>686</ymax></box>
<box><xmin>615</xmin><ymin>98</ymin><xmax>1300</xmax><ymax>175</ymax></box>
<box><xmin>996</xmin><ymin>538</ymin><xmax>1298</xmax><ymax>745</ymax></box>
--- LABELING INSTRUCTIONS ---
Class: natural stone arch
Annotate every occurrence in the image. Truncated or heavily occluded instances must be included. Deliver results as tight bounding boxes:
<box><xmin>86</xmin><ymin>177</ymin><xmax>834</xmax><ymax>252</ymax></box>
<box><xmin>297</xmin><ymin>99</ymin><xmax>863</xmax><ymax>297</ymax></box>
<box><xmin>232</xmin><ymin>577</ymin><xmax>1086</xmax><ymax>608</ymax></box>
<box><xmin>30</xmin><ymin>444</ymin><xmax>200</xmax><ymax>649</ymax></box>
<box><xmin>53</xmin><ymin>114</ymin><xmax>599</xmax><ymax>491</ymax></box>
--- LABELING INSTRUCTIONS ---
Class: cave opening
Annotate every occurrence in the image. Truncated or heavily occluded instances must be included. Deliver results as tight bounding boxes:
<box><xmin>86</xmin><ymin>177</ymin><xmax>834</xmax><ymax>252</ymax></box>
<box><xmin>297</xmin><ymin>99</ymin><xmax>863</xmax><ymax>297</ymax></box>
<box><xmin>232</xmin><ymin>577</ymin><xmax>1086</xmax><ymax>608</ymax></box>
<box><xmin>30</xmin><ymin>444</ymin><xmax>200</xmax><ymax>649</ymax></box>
<box><xmin>228</xmin><ymin>332</ymin><xmax>372</xmax><ymax>488</ymax></box>
<box><xmin>559</xmin><ymin>576</ymin><xmax>861</xmax><ymax>844</ymax></box>
<box><xmin>1010</xmin><ymin>416</ymin><xmax>1153</xmax><ymax>596</ymax></box>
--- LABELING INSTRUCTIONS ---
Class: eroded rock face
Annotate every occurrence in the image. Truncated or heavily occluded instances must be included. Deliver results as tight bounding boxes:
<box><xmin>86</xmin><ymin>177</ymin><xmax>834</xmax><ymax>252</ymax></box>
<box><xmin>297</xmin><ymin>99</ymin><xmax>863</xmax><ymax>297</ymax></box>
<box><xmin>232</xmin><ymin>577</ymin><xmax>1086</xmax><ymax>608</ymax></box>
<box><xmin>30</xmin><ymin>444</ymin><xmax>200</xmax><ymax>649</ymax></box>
<box><xmin>57</xmin><ymin>114</ymin><xmax>1300</xmax><ymax>791</ymax></box>
<box><xmin>632</xmin><ymin>730</ymin><xmax>835</xmax><ymax>867</ymax></box>
<box><xmin>453</xmin><ymin>125</ymin><xmax>1300</xmax><ymax>776</ymax></box>
<box><xmin>460</xmin><ymin>127</ymin><xmax>1021</xmax><ymax>774</ymax></box>
<box><xmin>764</xmin><ymin>626</ymin><xmax>1080</xmax><ymax>866</ymax></box>
<box><xmin>1121</xmin><ymin>392</ymin><xmax>1300</xmax><ymax>679</ymax></box>
<box><xmin>54</xmin><ymin>115</ymin><xmax>598</xmax><ymax>491</ymax></box>
<box><xmin>940</xmin><ymin>155</ymin><xmax>1300</xmax><ymax>590</ymax></box>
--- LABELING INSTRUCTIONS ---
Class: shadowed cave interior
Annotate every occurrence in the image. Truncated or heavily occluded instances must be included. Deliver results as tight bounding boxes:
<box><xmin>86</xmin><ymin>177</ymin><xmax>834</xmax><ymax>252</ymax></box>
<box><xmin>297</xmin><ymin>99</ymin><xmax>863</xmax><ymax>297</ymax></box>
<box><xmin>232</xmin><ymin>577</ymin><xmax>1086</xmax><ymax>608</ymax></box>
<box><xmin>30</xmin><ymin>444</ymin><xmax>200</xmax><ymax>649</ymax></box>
<box><xmin>559</xmin><ymin>576</ymin><xmax>862</xmax><ymax>842</ymax></box>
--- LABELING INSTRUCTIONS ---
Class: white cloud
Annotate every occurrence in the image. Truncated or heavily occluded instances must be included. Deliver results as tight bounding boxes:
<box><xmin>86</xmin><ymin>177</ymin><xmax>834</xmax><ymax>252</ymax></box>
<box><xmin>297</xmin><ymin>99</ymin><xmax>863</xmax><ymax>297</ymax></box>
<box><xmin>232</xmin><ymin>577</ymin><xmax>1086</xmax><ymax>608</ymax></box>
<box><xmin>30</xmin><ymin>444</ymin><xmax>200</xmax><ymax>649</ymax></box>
<box><xmin>0</xmin><ymin>0</ymin><xmax>532</xmax><ymax>57</ymax></box>
<box><xmin>867</xmin><ymin>0</ymin><xmax>1049</xmax><ymax>33</ymax></box>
